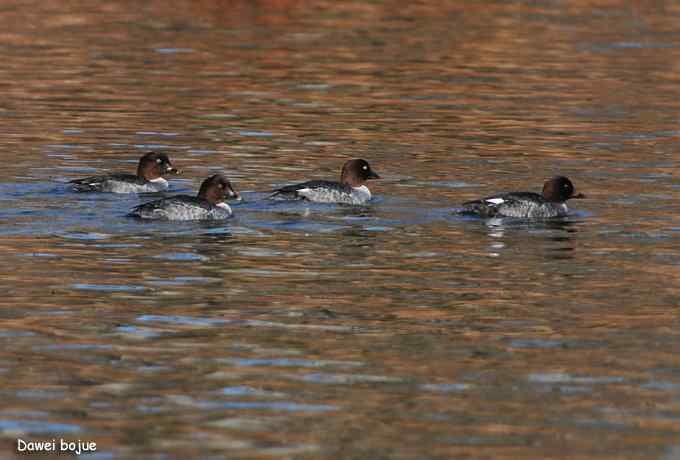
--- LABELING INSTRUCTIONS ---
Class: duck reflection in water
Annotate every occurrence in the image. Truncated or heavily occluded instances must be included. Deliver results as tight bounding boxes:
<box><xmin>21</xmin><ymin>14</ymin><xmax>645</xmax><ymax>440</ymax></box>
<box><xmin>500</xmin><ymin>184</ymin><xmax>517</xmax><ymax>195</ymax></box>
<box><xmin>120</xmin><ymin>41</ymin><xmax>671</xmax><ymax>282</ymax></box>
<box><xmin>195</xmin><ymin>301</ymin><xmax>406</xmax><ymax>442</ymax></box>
<box><xmin>484</xmin><ymin>218</ymin><xmax>580</xmax><ymax>260</ymax></box>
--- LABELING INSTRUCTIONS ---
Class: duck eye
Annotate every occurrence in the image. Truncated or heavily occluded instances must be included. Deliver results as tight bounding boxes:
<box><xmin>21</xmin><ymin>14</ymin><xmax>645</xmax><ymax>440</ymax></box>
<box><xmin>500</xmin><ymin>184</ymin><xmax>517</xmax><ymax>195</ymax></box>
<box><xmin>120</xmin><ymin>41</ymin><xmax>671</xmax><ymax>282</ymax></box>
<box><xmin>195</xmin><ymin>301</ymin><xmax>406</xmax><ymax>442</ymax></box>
<box><xmin>156</xmin><ymin>158</ymin><xmax>162</xmax><ymax>164</ymax></box>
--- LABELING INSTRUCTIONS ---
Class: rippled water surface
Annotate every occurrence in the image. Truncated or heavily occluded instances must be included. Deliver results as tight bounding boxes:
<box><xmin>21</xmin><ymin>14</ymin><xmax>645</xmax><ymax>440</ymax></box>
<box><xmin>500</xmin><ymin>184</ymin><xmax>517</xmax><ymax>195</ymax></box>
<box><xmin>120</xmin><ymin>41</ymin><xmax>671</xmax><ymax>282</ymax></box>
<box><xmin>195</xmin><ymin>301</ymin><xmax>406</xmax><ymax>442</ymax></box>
<box><xmin>0</xmin><ymin>1</ymin><xmax>679</xmax><ymax>459</ymax></box>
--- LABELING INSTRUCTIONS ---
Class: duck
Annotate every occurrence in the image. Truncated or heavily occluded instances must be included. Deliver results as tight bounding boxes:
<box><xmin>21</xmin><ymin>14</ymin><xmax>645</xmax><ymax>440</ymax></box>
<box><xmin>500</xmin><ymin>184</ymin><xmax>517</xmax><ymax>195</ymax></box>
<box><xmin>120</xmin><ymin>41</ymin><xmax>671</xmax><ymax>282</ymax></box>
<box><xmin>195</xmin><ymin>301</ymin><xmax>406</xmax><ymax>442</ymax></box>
<box><xmin>127</xmin><ymin>174</ymin><xmax>240</xmax><ymax>220</ymax></box>
<box><xmin>458</xmin><ymin>176</ymin><xmax>585</xmax><ymax>218</ymax></box>
<box><xmin>70</xmin><ymin>151</ymin><xmax>179</xmax><ymax>193</ymax></box>
<box><xmin>270</xmin><ymin>159</ymin><xmax>380</xmax><ymax>205</ymax></box>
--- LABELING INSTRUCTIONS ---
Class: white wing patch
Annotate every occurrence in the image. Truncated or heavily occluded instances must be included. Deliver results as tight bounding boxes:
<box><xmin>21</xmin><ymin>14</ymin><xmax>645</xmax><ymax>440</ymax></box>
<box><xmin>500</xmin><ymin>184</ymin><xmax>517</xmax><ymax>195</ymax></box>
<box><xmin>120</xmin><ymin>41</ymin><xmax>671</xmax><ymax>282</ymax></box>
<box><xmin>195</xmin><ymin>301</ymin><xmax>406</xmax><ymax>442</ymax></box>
<box><xmin>485</xmin><ymin>198</ymin><xmax>505</xmax><ymax>205</ymax></box>
<box><xmin>149</xmin><ymin>177</ymin><xmax>169</xmax><ymax>186</ymax></box>
<box><xmin>296</xmin><ymin>188</ymin><xmax>312</xmax><ymax>198</ymax></box>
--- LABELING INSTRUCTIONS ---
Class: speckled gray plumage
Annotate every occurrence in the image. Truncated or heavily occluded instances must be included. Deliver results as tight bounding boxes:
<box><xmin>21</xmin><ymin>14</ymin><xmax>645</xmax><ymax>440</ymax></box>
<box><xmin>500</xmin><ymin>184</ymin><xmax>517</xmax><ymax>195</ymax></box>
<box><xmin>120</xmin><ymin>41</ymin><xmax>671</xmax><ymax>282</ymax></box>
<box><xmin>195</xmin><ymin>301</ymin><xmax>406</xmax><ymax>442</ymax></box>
<box><xmin>461</xmin><ymin>192</ymin><xmax>569</xmax><ymax>218</ymax></box>
<box><xmin>128</xmin><ymin>195</ymin><xmax>232</xmax><ymax>221</ymax></box>
<box><xmin>271</xmin><ymin>180</ymin><xmax>372</xmax><ymax>205</ymax></box>
<box><xmin>70</xmin><ymin>174</ymin><xmax>169</xmax><ymax>193</ymax></box>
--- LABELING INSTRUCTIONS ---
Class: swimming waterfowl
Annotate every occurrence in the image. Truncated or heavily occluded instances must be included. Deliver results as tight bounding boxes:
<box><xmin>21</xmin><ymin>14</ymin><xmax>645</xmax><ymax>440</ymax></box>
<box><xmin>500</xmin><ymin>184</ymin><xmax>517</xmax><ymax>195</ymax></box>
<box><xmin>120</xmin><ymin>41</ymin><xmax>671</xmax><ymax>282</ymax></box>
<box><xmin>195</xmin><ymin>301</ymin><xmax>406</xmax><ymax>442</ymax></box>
<box><xmin>458</xmin><ymin>176</ymin><xmax>585</xmax><ymax>218</ymax></box>
<box><xmin>70</xmin><ymin>151</ymin><xmax>179</xmax><ymax>193</ymax></box>
<box><xmin>270</xmin><ymin>159</ymin><xmax>380</xmax><ymax>205</ymax></box>
<box><xmin>127</xmin><ymin>174</ymin><xmax>240</xmax><ymax>221</ymax></box>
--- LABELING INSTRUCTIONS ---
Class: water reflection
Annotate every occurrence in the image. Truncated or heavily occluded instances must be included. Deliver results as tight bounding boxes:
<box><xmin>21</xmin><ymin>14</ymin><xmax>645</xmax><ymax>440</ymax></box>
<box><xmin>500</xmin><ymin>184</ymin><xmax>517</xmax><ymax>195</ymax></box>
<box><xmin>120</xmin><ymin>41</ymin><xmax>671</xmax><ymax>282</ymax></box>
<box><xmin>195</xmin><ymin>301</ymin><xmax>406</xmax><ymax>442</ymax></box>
<box><xmin>453</xmin><ymin>216</ymin><xmax>582</xmax><ymax>260</ymax></box>
<box><xmin>0</xmin><ymin>0</ymin><xmax>678</xmax><ymax>459</ymax></box>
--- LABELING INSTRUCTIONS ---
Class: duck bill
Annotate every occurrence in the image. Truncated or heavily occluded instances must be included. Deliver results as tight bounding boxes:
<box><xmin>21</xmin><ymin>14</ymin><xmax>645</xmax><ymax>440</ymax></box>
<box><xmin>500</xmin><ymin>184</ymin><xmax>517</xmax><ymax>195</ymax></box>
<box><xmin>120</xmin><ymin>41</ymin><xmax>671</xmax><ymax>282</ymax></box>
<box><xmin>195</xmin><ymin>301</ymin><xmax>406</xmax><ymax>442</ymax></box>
<box><xmin>368</xmin><ymin>170</ymin><xmax>380</xmax><ymax>180</ymax></box>
<box><xmin>165</xmin><ymin>165</ymin><xmax>181</xmax><ymax>175</ymax></box>
<box><xmin>571</xmin><ymin>193</ymin><xmax>586</xmax><ymax>199</ymax></box>
<box><xmin>228</xmin><ymin>189</ymin><xmax>242</xmax><ymax>201</ymax></box>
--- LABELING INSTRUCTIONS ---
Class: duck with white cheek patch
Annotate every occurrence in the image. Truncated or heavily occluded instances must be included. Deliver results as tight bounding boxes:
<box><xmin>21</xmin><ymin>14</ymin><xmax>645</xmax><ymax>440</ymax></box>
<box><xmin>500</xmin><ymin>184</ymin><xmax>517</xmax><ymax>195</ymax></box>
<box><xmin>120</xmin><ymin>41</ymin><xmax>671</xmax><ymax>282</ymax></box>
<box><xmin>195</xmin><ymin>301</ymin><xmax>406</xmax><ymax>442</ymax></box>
<box><xmin>269</xmin><ymin>159</ymin><xmax>380</xmax><ymax>205</ymax></box>
<box><xmin>127</xmin><ymin>174</ymin><xmax>240</xmax><ymax>221</ymax></box>
<box><xmin>70</xmin><ymin>151</ymin><xmax>180</xmax><ymax>193</ymax></box>
<box><xmin>458</xmin><ymin>176</ymin><xmax>586</xmax><ymax>219</ymax></box>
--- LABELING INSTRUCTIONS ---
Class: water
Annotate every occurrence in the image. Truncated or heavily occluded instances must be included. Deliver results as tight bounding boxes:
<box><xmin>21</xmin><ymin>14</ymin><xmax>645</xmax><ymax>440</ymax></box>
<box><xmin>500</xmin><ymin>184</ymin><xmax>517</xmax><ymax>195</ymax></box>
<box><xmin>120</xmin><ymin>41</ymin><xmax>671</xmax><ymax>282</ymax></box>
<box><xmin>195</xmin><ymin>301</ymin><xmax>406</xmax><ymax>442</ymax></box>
<box><xmin>0</xmin><ymin>1</ymin><xmax>679</xmax><ymax>459</ymax></box>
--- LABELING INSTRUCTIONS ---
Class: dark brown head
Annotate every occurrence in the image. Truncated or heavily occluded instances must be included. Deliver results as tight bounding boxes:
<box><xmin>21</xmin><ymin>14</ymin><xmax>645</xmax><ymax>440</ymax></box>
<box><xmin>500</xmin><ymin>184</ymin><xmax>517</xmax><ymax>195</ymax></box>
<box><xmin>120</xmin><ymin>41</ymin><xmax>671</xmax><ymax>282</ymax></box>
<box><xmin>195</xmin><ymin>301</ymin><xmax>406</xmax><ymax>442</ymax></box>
<box><xmin>197</xmin><ymin>174</ymin><xmax>240</xmax><ymax>205</ymax></box>
<box><xmin>542</xmin><ymin>176</ymin><xmax>585</xmax><ymax>203</ymax></box>
<box><xmin>137</xmin><ymin>152</ymin><xmax>180</xmax><ymax>180</ymax></box>
<box><xmin>339</xmin><ymin>159</ymin><xmax>380</xmax><ymax>187</ymax></box>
